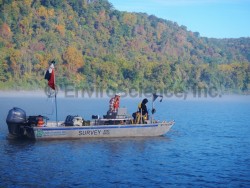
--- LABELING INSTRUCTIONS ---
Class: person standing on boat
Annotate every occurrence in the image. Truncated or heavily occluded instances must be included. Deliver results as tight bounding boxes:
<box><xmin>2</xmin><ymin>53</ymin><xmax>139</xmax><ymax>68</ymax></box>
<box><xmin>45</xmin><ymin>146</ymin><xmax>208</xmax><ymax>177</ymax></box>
<box><xmin>105</xmin><ymin>93</ymin><xmax>120</xmax><ymax>119</ymax></box>
<box><xmin>109</xmin><ymin>93</ymin><xmax>120</xmax><ymax>113</ymax></box>
<box><xmin>136</xmin><ymin>98</ymin><xmax>148</xmax><ymax>124</ymax></box>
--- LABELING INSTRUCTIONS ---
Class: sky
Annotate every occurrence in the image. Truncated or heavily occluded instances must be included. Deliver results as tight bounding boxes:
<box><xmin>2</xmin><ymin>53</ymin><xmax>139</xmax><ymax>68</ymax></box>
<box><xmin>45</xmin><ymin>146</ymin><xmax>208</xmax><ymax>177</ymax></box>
<box><xmin>108</xmin><ymin>0</ymin><xmax>250</xmax><ymax>39</ymax></box>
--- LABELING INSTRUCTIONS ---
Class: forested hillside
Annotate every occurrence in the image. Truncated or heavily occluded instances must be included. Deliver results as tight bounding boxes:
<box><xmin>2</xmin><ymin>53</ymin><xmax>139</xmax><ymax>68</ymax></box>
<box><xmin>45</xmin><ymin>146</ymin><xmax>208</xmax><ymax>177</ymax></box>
<box><xmin>0</xmin><ymin>0</ymin><xmax>249</xmax><ymax>93</ymax></box>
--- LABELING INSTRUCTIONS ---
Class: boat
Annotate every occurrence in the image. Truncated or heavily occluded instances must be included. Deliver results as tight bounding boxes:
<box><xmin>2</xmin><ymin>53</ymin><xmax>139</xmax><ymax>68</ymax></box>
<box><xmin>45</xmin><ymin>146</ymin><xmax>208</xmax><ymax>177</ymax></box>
<box><xmin>5</xmin><ymin>62</ymin><xmax>174</xmax><ymax>140</ymax></box>
<box><xmin>5</xmin><ymin>99</ymin><xmax>174</xmax><ymax>140</ymax></box>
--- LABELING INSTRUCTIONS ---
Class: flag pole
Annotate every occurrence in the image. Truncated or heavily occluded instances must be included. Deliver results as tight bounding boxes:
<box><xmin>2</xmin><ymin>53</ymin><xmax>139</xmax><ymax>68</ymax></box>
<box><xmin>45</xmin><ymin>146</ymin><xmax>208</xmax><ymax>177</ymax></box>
<box><xmin>54</xmin><ymin>65</ymin><xmax>58</xmax><ymax>126</ymax></box>
<box><xmin>55</xmin><ymin>91</ymin><xmax>58</xmax><ymax>126</ymax></box>
<box><xmin>151</xmin><ymin>94</ymin><xmax>154</xmax><ymax>123</ymax></box>
<box><xmin>45</xmin><ymin>61</ymin><xmax>58</xmax><ymax>125</ymax></box>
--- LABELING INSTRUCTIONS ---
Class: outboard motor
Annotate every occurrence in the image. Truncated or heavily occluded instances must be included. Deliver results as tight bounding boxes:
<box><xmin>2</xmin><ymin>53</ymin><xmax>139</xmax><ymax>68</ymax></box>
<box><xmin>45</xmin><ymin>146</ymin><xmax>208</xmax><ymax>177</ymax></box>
<box><xmin>6</xmin><ymin>107</ymin><xmax>27</xmax><ymax>137</ymax></box>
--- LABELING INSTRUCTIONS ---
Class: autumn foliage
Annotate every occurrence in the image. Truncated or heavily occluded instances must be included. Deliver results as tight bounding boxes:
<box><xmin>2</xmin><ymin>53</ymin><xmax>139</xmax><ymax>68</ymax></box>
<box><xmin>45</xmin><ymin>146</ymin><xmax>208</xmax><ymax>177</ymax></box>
<box><xmin>63</xmin><ymin>46</ymin><xmax>84</xmax><ymax>73</ymax></box>
<box><xmin>0</xmin><ymin>0</ymin><xmax>249</xmax><ymax>93</ymax></box>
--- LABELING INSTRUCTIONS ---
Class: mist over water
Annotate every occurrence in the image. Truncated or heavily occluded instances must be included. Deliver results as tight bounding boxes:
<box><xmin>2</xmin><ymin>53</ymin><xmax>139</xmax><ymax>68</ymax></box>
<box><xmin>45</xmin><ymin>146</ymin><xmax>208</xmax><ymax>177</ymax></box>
<box><xmin>0</xmin><ymin>89</ymin><xmax>247</xmax><ymax>101</ymax></box>
<box><xmin>0</xmin><ymin>94</ymin><xmax>250</xmax><ymax>187</ymax></box>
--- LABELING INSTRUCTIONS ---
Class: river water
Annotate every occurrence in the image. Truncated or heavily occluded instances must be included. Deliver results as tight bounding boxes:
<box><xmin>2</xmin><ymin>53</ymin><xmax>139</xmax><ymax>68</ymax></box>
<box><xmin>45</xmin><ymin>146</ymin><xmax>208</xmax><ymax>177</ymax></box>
<box><xmin>0</xmin><ymin>94</ymin><xmax>249</xmax><ymax>187</ymax></box>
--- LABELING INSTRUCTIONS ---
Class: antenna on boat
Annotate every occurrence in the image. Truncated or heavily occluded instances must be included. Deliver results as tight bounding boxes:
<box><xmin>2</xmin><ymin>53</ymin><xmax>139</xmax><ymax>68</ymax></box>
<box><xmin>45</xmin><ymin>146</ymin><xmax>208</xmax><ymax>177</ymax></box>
<box><xmin>151</xmin><ymin>93</ymin><xmax>163</xmax><ymax>123</ymax></box>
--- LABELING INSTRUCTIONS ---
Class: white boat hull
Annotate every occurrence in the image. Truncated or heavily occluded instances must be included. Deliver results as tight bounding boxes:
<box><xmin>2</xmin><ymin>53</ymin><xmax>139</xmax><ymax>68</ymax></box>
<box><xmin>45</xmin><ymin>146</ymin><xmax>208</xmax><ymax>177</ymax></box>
<box><xmin>33</xmin><ymin>121</ymin><xmax>174</xmax><ymax>140</ymax></box>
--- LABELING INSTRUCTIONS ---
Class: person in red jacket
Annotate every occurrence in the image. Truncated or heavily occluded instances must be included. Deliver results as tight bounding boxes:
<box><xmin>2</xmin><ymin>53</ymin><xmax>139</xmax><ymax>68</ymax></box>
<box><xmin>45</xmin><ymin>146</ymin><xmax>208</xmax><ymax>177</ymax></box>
<box><xmin>109</xmin><ymin>93</ymin><xmax>120</xmax><ymax>113</ymax></box>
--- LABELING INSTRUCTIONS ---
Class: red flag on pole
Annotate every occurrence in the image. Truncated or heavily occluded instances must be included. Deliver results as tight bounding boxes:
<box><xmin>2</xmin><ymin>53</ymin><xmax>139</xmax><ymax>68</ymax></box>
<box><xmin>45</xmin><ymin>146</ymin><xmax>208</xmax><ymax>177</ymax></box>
<box><xmin>44</xmin><ymin>63</ymin><xmax>55</xmax><ymax>90</ymax></box>
<box><xmin>48</xmin><ymin>68</ymin><xmax>55</xmax><ymax>90</ymax></box>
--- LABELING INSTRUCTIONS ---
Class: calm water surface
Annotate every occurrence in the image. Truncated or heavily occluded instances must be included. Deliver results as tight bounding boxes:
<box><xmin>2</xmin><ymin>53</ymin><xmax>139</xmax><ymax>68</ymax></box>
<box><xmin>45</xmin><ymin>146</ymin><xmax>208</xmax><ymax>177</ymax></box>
<box><xmin>0</xmin><ymin>95</ymin><xmax>249</xmax><ymax>187</ymax></box>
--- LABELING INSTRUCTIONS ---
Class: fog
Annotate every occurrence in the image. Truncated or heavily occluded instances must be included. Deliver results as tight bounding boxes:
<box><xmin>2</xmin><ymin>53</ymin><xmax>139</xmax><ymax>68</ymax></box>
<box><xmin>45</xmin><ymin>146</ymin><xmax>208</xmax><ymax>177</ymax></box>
<box><xmin>0</xmin><ymin>90</ymin><xmax>249</xmax><ymax>103</ymax></box>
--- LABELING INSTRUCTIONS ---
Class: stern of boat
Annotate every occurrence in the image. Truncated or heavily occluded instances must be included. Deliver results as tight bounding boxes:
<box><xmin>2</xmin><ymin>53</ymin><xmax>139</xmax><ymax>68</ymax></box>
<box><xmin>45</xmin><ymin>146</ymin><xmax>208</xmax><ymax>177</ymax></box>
<box><xmin>6</xmin><ymin>107</ymin><xmax>27</xmax><ymax>139</ymax></box>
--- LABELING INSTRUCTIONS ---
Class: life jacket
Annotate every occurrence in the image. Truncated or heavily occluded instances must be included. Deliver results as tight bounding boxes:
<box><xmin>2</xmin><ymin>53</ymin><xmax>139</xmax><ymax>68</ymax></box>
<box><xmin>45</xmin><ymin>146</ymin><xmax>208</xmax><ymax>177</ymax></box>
<box><xmin>138</xmin><ymin>102</ymin><xmax>142</xmax><ymax>111</ymax></box>
<box><xmin>109</xmin><ymin>97</ymin><xmax>120</xmax><ymax>112</ymax></box>
<box><xmin>37</xmin><ymin>116</ymin><xmax>44</xmax><ymax>127</ymax></box>
<box><xmin>114</xmin><ymin>98</ymin><xmax>120</xmax><ymax>109</ymax></box>
<box><xmin>135</xmin><ymin>111</ymin><xmax>147</xmax><ymax>124</ymax></box>
<box><xmin>136</xmin><ymin>103</ymin><xmax>148</xmax><ymax>124</ymax></box>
